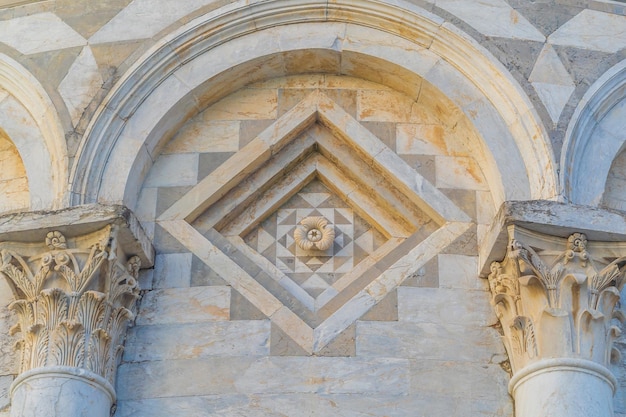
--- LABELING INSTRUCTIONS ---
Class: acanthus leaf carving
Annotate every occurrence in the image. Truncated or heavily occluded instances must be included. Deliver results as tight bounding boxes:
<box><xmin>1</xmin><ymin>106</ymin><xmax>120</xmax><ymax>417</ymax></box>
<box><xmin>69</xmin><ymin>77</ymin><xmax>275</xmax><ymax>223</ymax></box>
<box><xmin>0</xmin><ymin>227</ymin><xmax>142</xmax><ymax>383</ymax></box>
<box><xmin>488</xmin><ymin>228</ymin><xmax>626</xmax><ymax>374</ymax></box>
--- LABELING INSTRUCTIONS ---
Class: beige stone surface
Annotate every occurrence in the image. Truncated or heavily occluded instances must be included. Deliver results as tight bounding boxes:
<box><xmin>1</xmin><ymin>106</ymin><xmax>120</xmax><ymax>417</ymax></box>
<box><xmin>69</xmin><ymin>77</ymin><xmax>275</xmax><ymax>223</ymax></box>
<box><xmin>1</xmin><ymin>1</ymin><xmax>625</xmax><ymax>415</ymax></box>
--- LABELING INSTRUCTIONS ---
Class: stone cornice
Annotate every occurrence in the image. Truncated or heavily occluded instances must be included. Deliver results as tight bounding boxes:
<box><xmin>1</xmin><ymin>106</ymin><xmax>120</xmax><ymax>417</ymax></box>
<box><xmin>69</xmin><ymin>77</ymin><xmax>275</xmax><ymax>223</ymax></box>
<box><xmin>480</xmin><ymin>200</ymin><xmax>626</xmax><ymax>277</ymax></box>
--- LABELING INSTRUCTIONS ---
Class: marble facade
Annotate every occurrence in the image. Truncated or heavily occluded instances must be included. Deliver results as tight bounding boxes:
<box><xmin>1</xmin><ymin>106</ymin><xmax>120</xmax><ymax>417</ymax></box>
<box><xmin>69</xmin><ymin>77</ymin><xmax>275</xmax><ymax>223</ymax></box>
<box><xmin>0</xmin><ymin>1</ymin><xmax>626</xmax><ymax>416</ymax></box>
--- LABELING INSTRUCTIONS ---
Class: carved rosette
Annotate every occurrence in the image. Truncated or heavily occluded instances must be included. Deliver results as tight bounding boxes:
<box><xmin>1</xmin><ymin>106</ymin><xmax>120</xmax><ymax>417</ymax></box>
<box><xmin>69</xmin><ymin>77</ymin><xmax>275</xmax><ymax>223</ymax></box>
<box><xmin>294</xmin><ymin>216</ymin><xmax>335</xmax><ymax>251</ymax></box>
<box><xmin>0</xmin><ymin>226</ymin><xmax>141</xmax><ymax>384</ymax></box>
<box><xmin>488</xmin><ymin>229</ymin><xmax>626</xmax><ymax>374</ymax></box>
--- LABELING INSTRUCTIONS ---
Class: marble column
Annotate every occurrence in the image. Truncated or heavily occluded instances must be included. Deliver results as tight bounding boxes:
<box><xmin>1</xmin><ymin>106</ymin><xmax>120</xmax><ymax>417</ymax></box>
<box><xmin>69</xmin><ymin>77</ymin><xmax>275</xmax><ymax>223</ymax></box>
<box><xmin>0</xmin><ymin>205</ymin><xmax>153</xmax><ymax>417</ymax></box>
<box><xmin>483</xmin><ymin>204</ymin><xmax>626</xmax><ymax>417</ymax></box>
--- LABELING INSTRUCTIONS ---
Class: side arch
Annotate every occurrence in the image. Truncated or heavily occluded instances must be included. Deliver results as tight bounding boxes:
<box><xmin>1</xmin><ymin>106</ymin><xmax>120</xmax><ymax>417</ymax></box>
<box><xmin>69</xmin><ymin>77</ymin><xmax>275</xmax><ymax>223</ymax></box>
<box><xmin>71</xmin><ymin>0</ymin><xmax>557</xmax><ymax>209</ymax></box>
<box><xmin>0</xmin><ymin>53</ymin><xmax>68</xmax><ymax>210</ymax></box>
<box><xmin>562</xmin><ymin>59</ymin><xmax>626</xmax><ymax>206</ymax></box>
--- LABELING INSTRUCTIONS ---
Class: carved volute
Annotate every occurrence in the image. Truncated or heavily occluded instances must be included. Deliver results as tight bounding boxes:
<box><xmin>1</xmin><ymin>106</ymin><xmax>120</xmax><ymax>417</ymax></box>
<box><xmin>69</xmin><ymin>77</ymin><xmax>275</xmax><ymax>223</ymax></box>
<box><xmin>488</xmin><ymin>226</ymin><xmax>626</xmax><ymax>374</ymax></box>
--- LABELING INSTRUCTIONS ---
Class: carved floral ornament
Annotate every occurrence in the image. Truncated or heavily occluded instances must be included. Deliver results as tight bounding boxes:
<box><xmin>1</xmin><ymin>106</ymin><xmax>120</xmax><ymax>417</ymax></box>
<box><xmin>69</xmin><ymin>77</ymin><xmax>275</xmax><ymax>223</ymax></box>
<box><xmin>488</xmin><ymin>230</ymin><xmax>626</xmax><ymax>374</ymax></box>
<box><xmin>294</xmin><ymin>216</ymin><xmax>335</xmax><ymax>251</ymax></box>
<box><xmin>0</xmin><ymin>228</ymin><xmax>140</xmax><ymax>384</ymax></box>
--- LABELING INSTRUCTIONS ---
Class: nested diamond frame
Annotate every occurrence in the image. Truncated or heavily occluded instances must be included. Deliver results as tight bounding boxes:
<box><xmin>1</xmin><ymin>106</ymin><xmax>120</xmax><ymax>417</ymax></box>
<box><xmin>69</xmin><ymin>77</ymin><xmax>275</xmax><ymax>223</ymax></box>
<box><xmin>157</xmin><ymin>91</ymin><xmax>472</xmax><ymax>353</ymax></box>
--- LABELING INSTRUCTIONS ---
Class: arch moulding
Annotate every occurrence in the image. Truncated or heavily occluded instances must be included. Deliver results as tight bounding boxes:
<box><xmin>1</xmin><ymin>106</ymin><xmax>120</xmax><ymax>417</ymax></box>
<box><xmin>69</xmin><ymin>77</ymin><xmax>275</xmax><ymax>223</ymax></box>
<box><xmin>71</xmin><ymin>0</ymin><xmax>557</xmax><ymax>209</ymax></box>
<box><xmin>562</xmin><ymin>58</ymin><xmax>626</xmax><ymax>207</ymax></box>
<box><xmin>0</xmin><ymin>53</ymin><xmax>68</xmax><ymax>210</ymax></box>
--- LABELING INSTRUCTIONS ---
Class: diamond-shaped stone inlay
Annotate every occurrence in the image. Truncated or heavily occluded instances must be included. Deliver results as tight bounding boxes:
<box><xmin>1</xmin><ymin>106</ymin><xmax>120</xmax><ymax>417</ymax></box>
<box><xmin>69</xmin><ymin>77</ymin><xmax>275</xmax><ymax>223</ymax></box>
<box><xmin>244</xmin><ymin>180</ymin><xmax>387</xmax><ymax>300</ymax></box>
<box><xmin>157</xmin><ymin>90</ymin><xmax>472</xmax><ymax>353</ymax></box>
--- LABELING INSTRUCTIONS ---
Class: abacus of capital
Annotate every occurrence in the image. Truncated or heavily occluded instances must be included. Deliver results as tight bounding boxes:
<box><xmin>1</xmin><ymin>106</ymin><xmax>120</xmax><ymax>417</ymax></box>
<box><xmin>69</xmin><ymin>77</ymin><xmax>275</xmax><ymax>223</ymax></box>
<box><xmin>0</xmin><ymin>205</ymin><xmax>153</xmax><ymax>417</ymax></box>
<box><xmin>481</xmin><ymin>201</ymin><xmax>626</xmax><ymax>417</ymax></box>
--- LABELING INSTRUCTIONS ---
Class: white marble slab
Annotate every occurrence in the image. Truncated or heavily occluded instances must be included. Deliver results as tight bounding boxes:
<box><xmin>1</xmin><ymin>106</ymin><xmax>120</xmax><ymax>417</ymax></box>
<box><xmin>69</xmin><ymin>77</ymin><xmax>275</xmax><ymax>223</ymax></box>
<box><xmin>0</xmin><ymin>12</ymin><xmax>86</xmax><ymax>54</ymax></box>
<box><xmin>548</xmin><ymin>9</ymin><xmax>626</xmax><ymax>53</ymax></box>
<box><xmin>89</xmin><ymin>0</ymin><xmax>212</xmax><ymax>43</ymax></box>
<box><xmin>397</xmin><ymin>287</ymin><xmax>496</xmax><ymax>326</ymax></box>
<box><xmin>436</xmin><ymin>0</ymin><xmax>545</xmax><ymax>41</ymax></box>
<box><xmin>152</xmin><ymin>252</ymin><xmax>192</xmax><ymax>289</ymax></box>
<box><xmin>58</xmin><ymin>46</ymin><xmax>104</xmax><ymax>127</ymax></box>
<box><xmin>356</xmin><ymin>321</ymin><xmax>504</xmax><ymax>362</ymax></box>
<box><xmin>124</xmin><ymin>320</ymin><xmax>270</xmax><ymax>361</ymax></box>
<box><xmin>143</xmin><ymin>153</ymin><xmax>199</xmax><ymax>188</ymax></box>
<box><xmin>438</xmin><ymin>254</ymin><xmax>484</xmax><ymax>290</ymax></box>
<box><xmin>137</xmin><ymin>286</ymin><xmax>230</xmax><ymax>325</ymax></box>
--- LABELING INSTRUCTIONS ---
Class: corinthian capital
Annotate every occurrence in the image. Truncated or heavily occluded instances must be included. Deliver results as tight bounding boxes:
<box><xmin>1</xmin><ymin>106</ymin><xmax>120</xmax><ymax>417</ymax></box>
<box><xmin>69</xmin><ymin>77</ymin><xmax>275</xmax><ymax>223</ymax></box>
<box><xmin>0</xmin><ymin>205</ymin><xmax>153</xmax><ymax>385</ymax></box>
<box><xmin>488</xmin><ymin>226</ymin><xmax>626</xmax><ymax>374</ymax></box>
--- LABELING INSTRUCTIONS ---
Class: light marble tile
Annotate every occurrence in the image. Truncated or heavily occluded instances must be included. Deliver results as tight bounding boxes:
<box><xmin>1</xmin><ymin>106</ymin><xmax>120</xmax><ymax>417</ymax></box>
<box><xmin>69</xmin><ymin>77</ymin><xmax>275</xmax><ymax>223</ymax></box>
<box><xmin>529</xmin><ymin>44</ymin><xmax>573</xmax><ymax>86</ymax></box>
<box><xmin>124</xmin><ymin>320</ymin><xmax>270</xmax><ymax>361</ymax></box>
<box><xmin>58</xmin><ymin>46</ymin><xmax>103</xmax><ymax>127</ymax></box>
<box><xmin>234</xmin><ymin>357</ymin><xmax>410</xmax><ymax>395</ymax></box>
<box><xmin>137</xmin><ymin>286</ymin><xmax>230</xmax><ymax>325</ymax></box>
<box><xmin>396</xmin><ymin>124</ymin><xmax>448</xmax><ymax>156</ymax></box>
<box><xmin>152</xmin><ymin>252</ymin><xmax>192</xmax><ymax>288</ymax></box>
<box><xmin>438</xmin><ymin>254</ymin><xmax>483</xmax><ymax>290</ymax></box>
<box><xmin>117</xmin><ymin>357</ymin><xmax>254</xmax><ymax>400</ymax></box>
<box><xmin>548</xmin><ymin>9</ymin><xmax>626</xmax><ymax>53</ymax></box>
<box><xmin>118</xmin><ymin>356</ymin><xmax>409</xmax><ymax>400</ymax></box>
<box><xmin>532</xmin><ymin>82</ymin><xmax>575</xmax><ymax>124</ymax></box>
<box><xmin>143</xmin><ymin>154</ymin><xmax>199</xmax><ymax>187</ymax></box>
<box><xmin>202</xmin><ymin>88</ymin><xmax>278</xmax><ymax>121</ymax></box>
<box><xmin>357</xmin><ymin>90</ymin><xmax>420</xmax><ymax>123</ymax></box>
<box><xmin>115</xmin><ymin>392</ymin><xmax>512</xmax><ymax>417</ymax></box>
<box><xmin>397</xmin><ymin>287</ymin><xmax>496</xmax><ymax>326</ymax></box>
<box><xmin>435</xmin><ymin>0</ymin><xmax>545</xmax><ymax>41</ymax></box>
<box><xmin>435</xmin><ymin>156</ymin><xmax>489</xmax><ymax>191</ymax></box>
<box><xmin>89</xmin><ymin>0</ymin><xmax>211</xmax><ymax>43</ymax></box>
<box><xmin>163</xmin><ymin>120</ymin><xmax>240</xmax><ymax>154</ymax></box>
<box><xmin>529</xmin><ymin>44</ymin><xmax>575</xmax><ymax>124</ymax></box>
<box><xmin>0</xmin><ymin>12</ymin><xmax>86</xmax><ymax>54</ymax></box>
<box><xmin>408</xmin><ymin>360</ymin><xmax>509</xmax><ymax>401</ymax></box>
<box><xmin>356</xmin><ymin>321</ymin><xmax>505</xmax><ymax>361</ymax></box>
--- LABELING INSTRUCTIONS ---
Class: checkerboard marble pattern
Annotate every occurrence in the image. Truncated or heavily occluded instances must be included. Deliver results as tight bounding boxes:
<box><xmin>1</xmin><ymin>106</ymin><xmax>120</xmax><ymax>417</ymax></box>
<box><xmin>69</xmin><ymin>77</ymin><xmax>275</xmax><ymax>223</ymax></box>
<box><xmin>244</xmin><ymin>180</ymin><xmax>387</xmax><ymax>298</ymax></box>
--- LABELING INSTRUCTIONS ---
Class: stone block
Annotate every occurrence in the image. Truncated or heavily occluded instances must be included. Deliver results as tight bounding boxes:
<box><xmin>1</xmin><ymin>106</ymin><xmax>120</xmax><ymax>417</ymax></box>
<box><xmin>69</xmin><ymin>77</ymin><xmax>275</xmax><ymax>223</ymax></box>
<box><xmin>190</xmin><ymin>254</ymin><xmax>227</xmax><ymax>286</ymax></box>
<box><xmin>438</xmin><ymin>254</ymin><xmax>484</xmax><ymax>290</ymax></box>
<box><xmin>143</xmin><ymin>154</ymin><xmax>199</xmax><ymax>188</ymax></box>
<box><xmin>124</xmin><ymin>320</ymin><xmax>270</xmax><ymax>362</ymax></box>
<box><xmin>396</xmin><ymin>123</ymin><xmax>447</xmax><ymax>155</ymax></box>
<box><xmin>269</xmin><ymin>322</ymin><xmax>309</xmax><ymax>357</ymax></box>
<box><xmin>137</xmin><ymin>286</ymin><xmax>230</xmax><ymax>326</ymax></box>
<box><xmin>230</xmin><ymin>288</ymin><xmax>267</xmax><ymax>320</ymax></box>
<box><xmin>163</xmin><ymin>120</ymin><xmax>240</xmax><ymax>154</ymax></box>
<box><xmin>233</xmin><ymin>357</ymin><xmax>410</xmax><ymax>395</ymax></box>
<box><xmin>435</xmin><ymin>156</ymin><xmax>488</xmax><ymax>191</ymax></box>
<box><xmin>397</xmin><ymin>287</ymin><xmax>497</xmax><ymax>326</ymax></box>
<box><xmin>115</xmin><ymin>392</ymin><xmax>512</xmax><ymax>417</ymax></box>
<box><xmin>117</xmin><ymin>356</ymin><xmax>409</xmax><ymax>400</ymax></box>
<box><xmin>198</xmin><ymin>152</ymin><xmax>236</xmax><ymax>182</ymax></box>
<box><xmin>152</xmin><ymin>252</ymin><xmax>192</xmax><ymax>289</ymax></box>
<box><xmin>203</xmin><ymin>88</ymin><xmax>278</xmax><ymax>120</ymax></box>
<box><xmin>400</xmin><ymin>256</ymin><xmax>439</xmax><ymax>287</ymax></box>
<box><xmin>359</xmin><ymin>121</ymin><xmax>396</xmax><ymax>151</ymax></box>
<box><xmin>360</xmin><ymin>289</ymin><xmax>398</xmax><ymax>321</ymax></box>
<box><xmin>356</xmin><ymin>321</ymin><xmax>505</xmax><ymax>362</ymax></box>
<box><xmin>408</xmin><ymin>360</ymin><xmax>510</xmax><ymax>402</ymax></box>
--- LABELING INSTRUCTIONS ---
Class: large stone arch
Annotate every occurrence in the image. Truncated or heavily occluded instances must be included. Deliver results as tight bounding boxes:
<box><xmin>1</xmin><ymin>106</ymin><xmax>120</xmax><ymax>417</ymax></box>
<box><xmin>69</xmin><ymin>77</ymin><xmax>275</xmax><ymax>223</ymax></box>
<box><xmin>0</xmin><ymin>53</ymin><xmax>68</xmax><ymax>210</ymax></box>
<box><xmin>562</xmin><ymin>59</ymin><xmax>626</xmax><ymax>207</ymax></box>
<box><xmin>71</xmin><ymin>0</ymin><xmax>557</xmax><ymax>210</ymax></box>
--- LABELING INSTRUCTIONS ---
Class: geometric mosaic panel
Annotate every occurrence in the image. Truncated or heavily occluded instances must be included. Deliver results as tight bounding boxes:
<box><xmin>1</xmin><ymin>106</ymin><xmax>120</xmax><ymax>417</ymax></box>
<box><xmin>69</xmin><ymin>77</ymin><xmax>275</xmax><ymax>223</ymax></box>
<box><xmin>158</xmin><ymin>90</ymin><xmax>472</xmax><ymax>353</ymax></box>
<box><xmin>244</xmin><ymin>180</ymin><xmax>387</xmax><ymax>298</ymax></box>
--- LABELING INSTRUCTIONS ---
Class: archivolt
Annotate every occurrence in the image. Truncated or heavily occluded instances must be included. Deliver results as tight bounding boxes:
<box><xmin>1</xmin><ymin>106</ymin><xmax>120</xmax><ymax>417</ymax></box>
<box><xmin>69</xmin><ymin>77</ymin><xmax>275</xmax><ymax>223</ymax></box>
<box><xmin>72</xmin><ymin>0</ymin><xmax>557</xmax><ymax>209</ymax></box>
<box><xmin>562</xmin><ymin>59</ymin><xmax>626</xmax><ymax>206</ymax></box>
<box><xmin>0</xmin><ymin>53</ymin><xmax>67</xmax><ymax>210</ymax></box>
